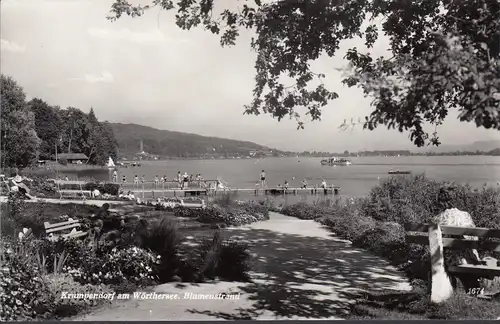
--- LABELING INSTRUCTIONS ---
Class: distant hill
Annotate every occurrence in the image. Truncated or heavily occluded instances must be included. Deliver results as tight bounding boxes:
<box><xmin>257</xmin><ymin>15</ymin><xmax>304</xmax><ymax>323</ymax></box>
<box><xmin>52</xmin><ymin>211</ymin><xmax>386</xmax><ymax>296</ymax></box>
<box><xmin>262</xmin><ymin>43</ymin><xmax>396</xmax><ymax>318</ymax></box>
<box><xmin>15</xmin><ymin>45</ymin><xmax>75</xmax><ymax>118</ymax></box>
<box><xmin>416</xmin><ymin>140</ymin><xmax>500</xmax><ymax>153</ymax></box>
<box><xmin>110</xmin><ymin>123</ymin><xmax>282</xmax><ymax>158</ymax></box>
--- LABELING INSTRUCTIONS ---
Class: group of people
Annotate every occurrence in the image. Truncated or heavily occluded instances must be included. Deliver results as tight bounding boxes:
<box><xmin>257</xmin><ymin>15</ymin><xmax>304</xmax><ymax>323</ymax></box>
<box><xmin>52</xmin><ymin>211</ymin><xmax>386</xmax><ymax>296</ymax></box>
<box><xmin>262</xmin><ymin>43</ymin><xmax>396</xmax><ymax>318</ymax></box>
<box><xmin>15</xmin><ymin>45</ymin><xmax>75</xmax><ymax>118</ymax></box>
<box><xmin>176</xmin><ymin>171</ymin><xmax>206</xmax><ymax>189</ymax></box>
<box><xmin>111</xmin><ymin>169</ymin><xmax>206</xmax><ymax>189</ymax></box>
<box><xmin>259</xmin><ymin>169</ymin><xmax>331</xmax><ymax>193</ymax></box>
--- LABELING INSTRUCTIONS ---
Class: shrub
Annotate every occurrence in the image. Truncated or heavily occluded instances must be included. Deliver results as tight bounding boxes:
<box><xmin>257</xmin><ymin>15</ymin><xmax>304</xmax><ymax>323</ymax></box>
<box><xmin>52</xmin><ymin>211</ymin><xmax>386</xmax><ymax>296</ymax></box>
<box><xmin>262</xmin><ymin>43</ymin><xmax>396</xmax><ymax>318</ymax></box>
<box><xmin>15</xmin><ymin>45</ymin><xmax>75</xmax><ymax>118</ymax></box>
<box><xmin>212</xmin><ymin>193</ymin><xmax>238</xmax><ymax>208</ymax></box>
<box><xmin>194</xmin><ymin>205</ymin><xmax>269</xmax><ymax>226</ymax></box>
<box><xmin>240</xmin><ymin>200</ymin><xmax>270</xmax><ymax>219</ymax></box>
<box><xmin>139</xmin><ymin>218</ymin><xmax>181</xmax><ymax>283</ymax></box>
<box><xmin>222</xmin><ymin>209</ymin><xmax>263</xmax><ymax>226</ymax></box>
<box><xmin>361</xmin><ymin>175</ymin><xmax>500</xmax><ymax>228</ymax></box>
<box><xmin>82</xmin><ymin>181</ymin><xmax>119</xmax><ymax>196</ymax></box>
<box><xmin>2</xmin><ymin>193</ymin><xmax>47</xmax><ymax>238</ymax></box>
<box><xmin>58</xmin><ymin>159</ymin><xmax>68</xmax><ymax>166</ymax></box>
<box><xmin>6</xmin><ymin>191</ymin><xmax>27</xmax><ymax>220</ymax></box>
<box><xmin>322</xmin><ymin>212</ymin><xmax>376</xmax><ymax>242</ymax></box>
<box><xmin>281</xmin><ymin>202</ymin><xmax>325</xmax><ymax>220</ymax></box>
<box><xmin>102</xmin><ymin>183</ymin><xmax>119</xmax><ymax>195</ymax></box>
<box><xmin>259</xmin><ymin>197</ymin><xmax>281</xmax><ymax>212</ymax></box>
<box><xmin>352</xmin><ymin>222</ymin><xmax>405</xmax><ymax>256</ymax></box>
<box><xmin>216</xmin><ymin>240</ymin><xmax>251</xmax><ymax>281</ymax></box>
<box><xmin>29</xmin><ymin>177</ymin><xmax>58</xmax><ymax>197</ymax></box>
<box><xmin>69</xmin><ymin>246</ymin><xmax>159</xmax><ymax>287</ymax></box>
<box><xmin>35</xmin><ymin>239</ymin><xmax>89</xmax><ymax>274</ymax></box>
<box><xmin>178</xmin><ymin>231</ymin><xmax>251</xmax><ymax>282</ymax></box>
<box><xmin>0</xmin><ymin>242</ymin><xmax>52</xmax><ymax>320</ymax></box>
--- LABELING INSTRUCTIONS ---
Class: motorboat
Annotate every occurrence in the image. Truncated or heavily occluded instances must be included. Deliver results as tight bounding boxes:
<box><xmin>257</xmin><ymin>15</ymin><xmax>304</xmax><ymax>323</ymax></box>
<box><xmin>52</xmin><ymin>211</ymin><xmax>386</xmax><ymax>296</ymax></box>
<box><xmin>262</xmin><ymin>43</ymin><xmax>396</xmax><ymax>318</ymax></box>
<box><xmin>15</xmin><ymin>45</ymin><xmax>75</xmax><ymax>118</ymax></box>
<box><xmin>320</xmin><ymin>157</ymin><xmax>352</xmax><ymax>165</ymax></box>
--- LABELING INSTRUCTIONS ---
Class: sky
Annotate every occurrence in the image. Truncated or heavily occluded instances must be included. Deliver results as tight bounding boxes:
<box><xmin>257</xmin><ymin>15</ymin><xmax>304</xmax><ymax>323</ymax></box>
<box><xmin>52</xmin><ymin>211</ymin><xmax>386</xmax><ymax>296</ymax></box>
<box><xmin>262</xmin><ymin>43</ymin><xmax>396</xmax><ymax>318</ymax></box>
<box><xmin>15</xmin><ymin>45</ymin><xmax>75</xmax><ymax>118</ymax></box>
<box><xmin>1</xmin><ymin>0</ymin><xmax>498</xmax><ymax>152</ymax></box>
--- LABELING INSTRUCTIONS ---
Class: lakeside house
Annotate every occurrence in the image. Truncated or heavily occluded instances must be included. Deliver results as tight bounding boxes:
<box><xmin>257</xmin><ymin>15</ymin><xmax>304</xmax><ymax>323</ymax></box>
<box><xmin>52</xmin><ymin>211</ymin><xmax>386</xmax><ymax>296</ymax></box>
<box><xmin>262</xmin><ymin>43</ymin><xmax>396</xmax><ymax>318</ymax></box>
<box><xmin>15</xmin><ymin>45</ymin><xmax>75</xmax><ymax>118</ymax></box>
<box><xmin>57</xmin><ymin>153</ymin><xmax>88</xmax><ymax>164</ymax></box>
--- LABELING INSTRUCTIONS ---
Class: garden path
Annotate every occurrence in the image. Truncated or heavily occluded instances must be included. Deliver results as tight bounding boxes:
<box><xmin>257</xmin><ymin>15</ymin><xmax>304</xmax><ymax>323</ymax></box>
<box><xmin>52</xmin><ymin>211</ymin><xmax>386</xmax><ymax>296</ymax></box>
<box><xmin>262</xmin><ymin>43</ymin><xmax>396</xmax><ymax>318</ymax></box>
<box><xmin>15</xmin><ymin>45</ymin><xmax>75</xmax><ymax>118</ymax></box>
<box><xmin>0</xmin><ymin>196</ymin><xmax>129</xmax><ymax>207</ymax></box>
<box><xmin>74</xmin><ymin>212</ymin><xmax>411</xmax><ymax>321</ymax></box>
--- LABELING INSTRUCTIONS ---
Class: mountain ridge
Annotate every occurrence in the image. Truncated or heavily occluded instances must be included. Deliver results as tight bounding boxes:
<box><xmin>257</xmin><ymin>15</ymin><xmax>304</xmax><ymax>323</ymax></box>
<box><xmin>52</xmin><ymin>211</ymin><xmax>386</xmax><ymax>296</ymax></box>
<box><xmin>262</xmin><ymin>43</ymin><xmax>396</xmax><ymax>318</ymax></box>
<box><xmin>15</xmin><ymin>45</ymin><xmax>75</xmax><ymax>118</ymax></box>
<box><xmin>414</xmin><ymin>140</ymin><xmax>500</xmax><ymax>153</ymax></box>
<box><xmin>110</xmin><ymin>122</ymin><xmax>499</xmax><ymax>157</ymax></box>
<box><xmin>110</xmin><ymin>123</ymin><xmax>284</xmax><ymax>158</ymax></box>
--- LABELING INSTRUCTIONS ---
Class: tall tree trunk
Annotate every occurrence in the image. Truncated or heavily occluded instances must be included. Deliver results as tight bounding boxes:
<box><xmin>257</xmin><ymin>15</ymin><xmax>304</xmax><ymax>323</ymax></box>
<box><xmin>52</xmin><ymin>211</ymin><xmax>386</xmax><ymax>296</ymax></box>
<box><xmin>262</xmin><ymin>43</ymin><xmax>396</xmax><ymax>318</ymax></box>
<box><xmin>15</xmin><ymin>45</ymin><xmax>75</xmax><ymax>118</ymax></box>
<box><xmin>86</xmin><ymin>145</ymin><xmax>95</xmax><ymax>164</ymax></box>
<box><xmin>68</xmin><ymin>128</ymin><xmax>73</xmax><ymax>153</ymax></box>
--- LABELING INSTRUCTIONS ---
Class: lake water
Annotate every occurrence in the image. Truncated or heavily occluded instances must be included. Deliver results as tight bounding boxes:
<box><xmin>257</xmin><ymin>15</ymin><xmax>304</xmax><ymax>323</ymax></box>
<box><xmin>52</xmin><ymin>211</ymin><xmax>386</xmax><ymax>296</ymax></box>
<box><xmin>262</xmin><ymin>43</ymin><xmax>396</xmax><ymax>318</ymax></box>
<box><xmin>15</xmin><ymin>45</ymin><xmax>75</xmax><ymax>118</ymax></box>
<box><xmin>67</xmin><ymin>156</ymin><xmax>500</xmax><ymax>201</ymax></box>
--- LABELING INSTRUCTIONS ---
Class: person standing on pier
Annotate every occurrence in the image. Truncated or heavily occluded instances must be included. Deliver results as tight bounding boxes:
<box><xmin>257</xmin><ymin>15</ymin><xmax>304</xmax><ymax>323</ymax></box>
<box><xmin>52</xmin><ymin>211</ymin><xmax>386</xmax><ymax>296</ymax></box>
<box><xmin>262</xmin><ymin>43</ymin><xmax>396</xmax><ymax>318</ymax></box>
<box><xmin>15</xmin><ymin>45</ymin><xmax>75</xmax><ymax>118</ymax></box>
<box><xmin>141</xmin><ymin>175</ymin><xmax>145</xmax><ymax>184</ymax></box>
<box><xmin>112</xmin><ymin>170</ymin><xmax>118</xmax><ymax>183</ymax></box>
<box><xmin>177</xmin><ymin>171</ymin><xmax>182</xmax><ymax>188</ymax></box>
<box><xmin>260</xmin><ymin>170</ymin><xmax>266</xmax><ymax>189</ymax></box>
<box><xmin>122</xmin><ymin>175</ymin><xmax>127</xmax><ymax>184</ymax></box>
<box><xmin>134</xmin><ymin>175</ymin><xmax>139</xmax><ymax>188</ymax></box>
<box><xmin>301</xmin><ymin>179</ymin><xmax>307</xmax><ymax>189</ymax></box>
<box><xmin>321</xmin><ymin>179</ymin><xmax>328</xmax><ymax>195</ymax></box>
<box><xmin>283</xmin><ymin>180</ymin><xmax>289</xmax><ymax>192</ymax></box>
<box><xmin>154</xmin><ymin>175</ymin><xmax>159</xmax><ymax>189</ymax></box>
<box><xmin>182</xmin><ymin>172</ymin><xmax>189</xmax><ymax>189</ymax></box>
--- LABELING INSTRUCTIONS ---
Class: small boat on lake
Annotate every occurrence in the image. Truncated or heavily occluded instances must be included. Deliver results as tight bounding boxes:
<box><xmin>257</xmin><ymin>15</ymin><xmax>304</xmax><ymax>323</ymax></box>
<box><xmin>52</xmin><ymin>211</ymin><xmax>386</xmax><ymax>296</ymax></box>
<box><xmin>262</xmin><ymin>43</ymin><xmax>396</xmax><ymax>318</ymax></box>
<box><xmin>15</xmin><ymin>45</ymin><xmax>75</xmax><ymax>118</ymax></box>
<box><xmin>107</xmin><ymin>157</ymin><xmax>115</xmax><ymax>169</ymax></box>
<box><xmin>321</xmin><ymin>157</ymin><xmax>352</xmax><ymax>166</ymax></box>
<box><xmin>388</xmin><ymin>170</ymin><xmax>412</xmax><ymax>175</ymax></box>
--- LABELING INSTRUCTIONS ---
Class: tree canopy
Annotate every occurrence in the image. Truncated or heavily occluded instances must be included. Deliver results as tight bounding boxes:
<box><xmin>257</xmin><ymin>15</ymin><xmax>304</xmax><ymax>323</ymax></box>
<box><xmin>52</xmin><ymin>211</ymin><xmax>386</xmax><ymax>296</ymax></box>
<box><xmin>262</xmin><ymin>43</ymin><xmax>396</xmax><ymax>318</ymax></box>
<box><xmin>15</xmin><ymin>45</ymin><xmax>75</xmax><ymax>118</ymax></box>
<box><xmin>1</xmin><ymin>75</ymin><xmax>40</xmax><ymax>168</ymax></box>
<box><xmin>108</xmin><ymin>0</ymin><xmax>499</xmax><ymax>147</ymax></box>
<box><xmin>0</xmin><ymin>74</ymin><xmax>118</xmax><ymax>168</ymax></box>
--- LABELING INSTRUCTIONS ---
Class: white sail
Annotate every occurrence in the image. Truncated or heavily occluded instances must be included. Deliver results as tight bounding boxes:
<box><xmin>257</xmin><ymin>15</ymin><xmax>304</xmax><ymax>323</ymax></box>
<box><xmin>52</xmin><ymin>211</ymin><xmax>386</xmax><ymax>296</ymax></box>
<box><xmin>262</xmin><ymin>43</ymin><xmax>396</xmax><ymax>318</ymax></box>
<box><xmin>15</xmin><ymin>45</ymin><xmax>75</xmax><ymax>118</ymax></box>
<box><xmin>107</xmin><ymin>157</ymin><xmax>115</xmax><ymax>167</ymax></box>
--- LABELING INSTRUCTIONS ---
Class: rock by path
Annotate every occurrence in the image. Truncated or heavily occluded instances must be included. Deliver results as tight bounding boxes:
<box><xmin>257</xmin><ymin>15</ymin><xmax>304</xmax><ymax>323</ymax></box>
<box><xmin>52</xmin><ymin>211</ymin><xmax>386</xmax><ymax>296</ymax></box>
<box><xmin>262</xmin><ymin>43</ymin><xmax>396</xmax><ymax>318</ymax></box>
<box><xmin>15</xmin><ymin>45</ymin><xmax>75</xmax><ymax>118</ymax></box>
<box><xmin>74</xmin><ymin>212</ymin><xmax>411</xmax><ymax>321</ymax></box>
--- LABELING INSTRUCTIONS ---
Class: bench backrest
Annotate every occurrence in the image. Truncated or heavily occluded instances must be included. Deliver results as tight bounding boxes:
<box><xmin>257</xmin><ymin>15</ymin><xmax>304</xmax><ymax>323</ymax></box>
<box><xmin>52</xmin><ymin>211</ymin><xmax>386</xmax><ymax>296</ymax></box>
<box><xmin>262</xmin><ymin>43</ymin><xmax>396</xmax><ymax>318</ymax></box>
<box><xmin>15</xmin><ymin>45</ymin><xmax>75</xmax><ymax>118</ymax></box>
<box><xmin>405</xmin><ymin>223</ymin><xmax>500</xmax><ymax>252</ymax></box>
<box><xmin>44</xmin><ymin>219</ymin><xmax>87</xmax><ymax>239</ymax></box>
<box><xmin>180</xmin><ymin>199</ymin><xmax>206</xmax><ymax>209</ymax></box>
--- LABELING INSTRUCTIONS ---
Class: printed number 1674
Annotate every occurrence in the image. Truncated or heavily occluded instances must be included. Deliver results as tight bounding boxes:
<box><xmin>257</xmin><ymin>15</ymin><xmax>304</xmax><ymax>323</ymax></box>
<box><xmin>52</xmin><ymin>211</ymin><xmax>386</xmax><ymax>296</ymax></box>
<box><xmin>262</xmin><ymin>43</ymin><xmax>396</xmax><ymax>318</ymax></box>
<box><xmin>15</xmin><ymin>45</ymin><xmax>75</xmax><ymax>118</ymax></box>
<box><xmin>467</xmin><ymin>288</ymin><xmax>485</xmax><ymax>295</ymax></box>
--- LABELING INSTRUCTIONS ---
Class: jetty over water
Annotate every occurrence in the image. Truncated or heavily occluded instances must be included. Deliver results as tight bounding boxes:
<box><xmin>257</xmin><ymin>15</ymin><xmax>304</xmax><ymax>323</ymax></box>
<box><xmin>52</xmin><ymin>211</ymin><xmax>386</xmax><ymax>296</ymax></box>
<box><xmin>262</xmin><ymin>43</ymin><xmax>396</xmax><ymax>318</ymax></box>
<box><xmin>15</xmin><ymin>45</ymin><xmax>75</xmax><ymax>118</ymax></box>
<box><xmin>53</xmin><ymin>179</ymin><xmax>341</xmax><ymax>197</ymax></box>
<box><xmin>128</xmin><ymin>186</ymin><xmax>341</xmax><ymax>197</ymax></box>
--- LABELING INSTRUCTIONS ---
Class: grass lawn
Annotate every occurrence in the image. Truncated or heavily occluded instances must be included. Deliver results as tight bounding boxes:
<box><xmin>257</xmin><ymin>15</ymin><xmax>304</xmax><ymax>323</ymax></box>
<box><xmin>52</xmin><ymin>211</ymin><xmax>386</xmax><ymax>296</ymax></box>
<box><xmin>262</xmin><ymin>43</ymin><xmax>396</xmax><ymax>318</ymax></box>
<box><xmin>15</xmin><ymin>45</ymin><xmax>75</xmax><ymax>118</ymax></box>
<box><xmin>0</xmin><ymin>202</ymin><xmax>100</xmax><ymax>220</ymax></box>
<box><xmin>346</xmin><ymin>288</ymin><xmax>500</xmax><ymax>320</ymax></box>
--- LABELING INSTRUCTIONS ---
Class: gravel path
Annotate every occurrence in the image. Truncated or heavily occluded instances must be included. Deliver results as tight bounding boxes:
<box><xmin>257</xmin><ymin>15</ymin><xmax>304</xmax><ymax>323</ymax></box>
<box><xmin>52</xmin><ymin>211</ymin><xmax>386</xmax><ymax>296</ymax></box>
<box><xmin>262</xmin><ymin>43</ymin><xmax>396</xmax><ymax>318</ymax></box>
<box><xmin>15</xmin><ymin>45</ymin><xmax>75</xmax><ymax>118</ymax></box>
<box><xmin>74</xmin><ymin>212</ymin><xmax>411</xmax><ymax>321</ymax></box>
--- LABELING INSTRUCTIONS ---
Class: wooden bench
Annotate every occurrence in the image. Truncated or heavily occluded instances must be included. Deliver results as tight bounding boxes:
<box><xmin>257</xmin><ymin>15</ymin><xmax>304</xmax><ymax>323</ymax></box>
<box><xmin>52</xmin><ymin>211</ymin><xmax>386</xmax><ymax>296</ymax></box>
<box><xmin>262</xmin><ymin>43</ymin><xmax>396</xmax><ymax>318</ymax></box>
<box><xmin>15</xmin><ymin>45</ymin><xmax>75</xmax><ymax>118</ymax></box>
<box><xmin>58</xmin><ymin>189</ymin><xmax>92</xmax><ymax>199</ymax></box>
<box><xmin>180</xmin><ymin>199</ymin><xmax>206</xmax><ymax>209</ymax></box>
<box><xmin>44</xmin><ymin>218</ymin><xmax>88</xmax><ymax>241</ymax></box>
<box><xmin>405</xmin><ymin>223</ymin><xmax>500</xmax><ymax>301</ymax></box>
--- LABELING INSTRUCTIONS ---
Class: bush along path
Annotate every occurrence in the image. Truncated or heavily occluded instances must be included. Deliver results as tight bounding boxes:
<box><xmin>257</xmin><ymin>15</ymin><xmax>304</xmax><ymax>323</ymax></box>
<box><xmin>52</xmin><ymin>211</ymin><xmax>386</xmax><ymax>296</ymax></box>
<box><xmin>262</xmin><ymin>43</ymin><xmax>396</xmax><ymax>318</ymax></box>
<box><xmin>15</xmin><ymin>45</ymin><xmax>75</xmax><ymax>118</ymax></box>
<box><xmin>74</xmin><ymin>212</ymin><xmax>410</xmax><ymax>321</ymax></box>
<box><xmin>279</xmin><ymin>175</ymin><xmax>500</xmax><ymax>320</ymax></box>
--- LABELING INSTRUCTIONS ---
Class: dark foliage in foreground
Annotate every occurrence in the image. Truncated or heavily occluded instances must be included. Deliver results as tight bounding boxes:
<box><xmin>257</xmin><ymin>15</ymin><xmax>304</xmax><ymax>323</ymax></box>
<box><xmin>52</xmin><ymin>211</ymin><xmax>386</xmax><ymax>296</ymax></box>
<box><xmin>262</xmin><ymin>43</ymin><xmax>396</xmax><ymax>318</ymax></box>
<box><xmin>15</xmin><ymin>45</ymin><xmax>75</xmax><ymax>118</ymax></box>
<box><xmin>178</xmin><ymin>231</ymin><xmax>251</xmax><ymax>283</ymax></box>
<box><xmin>108</xmin><ymin>1</ymin><xmax>499</xmax><ymax>147</ymax></box>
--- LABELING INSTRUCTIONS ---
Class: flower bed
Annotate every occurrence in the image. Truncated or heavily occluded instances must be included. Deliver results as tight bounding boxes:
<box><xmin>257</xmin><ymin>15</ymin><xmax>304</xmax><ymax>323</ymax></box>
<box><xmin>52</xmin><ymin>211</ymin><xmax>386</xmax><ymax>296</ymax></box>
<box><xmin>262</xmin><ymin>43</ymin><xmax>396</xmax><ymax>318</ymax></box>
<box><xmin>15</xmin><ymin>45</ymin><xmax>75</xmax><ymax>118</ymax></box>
<box><xmin>174</xmin><ymin>199</ymin><xmax>270</xmax><ymax>226</ymax></box>
<box><xmin>0</xmin><ymin>193</ymin><xmax>253</xmax><ymax>320</ymax></box>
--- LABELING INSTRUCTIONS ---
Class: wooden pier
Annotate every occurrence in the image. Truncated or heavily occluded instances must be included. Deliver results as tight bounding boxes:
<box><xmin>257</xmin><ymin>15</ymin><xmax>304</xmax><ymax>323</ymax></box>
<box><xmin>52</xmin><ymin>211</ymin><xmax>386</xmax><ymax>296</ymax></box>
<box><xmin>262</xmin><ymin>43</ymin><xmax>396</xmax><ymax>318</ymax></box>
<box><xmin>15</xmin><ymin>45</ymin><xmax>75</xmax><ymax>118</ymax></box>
<box><xmin>53</xmin><ymin>179</ymin><xmax>341</xmax><ymax>198</ymax></box>
<box><xmin>128</xmin><ymin>187</ymin><xmax>341</xmax><ymax>197</ymax></box>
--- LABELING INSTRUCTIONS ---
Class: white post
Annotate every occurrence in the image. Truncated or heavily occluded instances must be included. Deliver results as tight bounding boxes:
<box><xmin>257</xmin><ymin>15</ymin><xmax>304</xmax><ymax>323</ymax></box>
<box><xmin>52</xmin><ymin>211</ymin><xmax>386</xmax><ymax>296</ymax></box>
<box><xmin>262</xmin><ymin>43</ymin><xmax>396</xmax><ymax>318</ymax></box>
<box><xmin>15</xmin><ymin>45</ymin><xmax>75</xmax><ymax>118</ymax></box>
<box><xmin>428</xmin><ymin>223</ymin><xmax>454</xmax><ymax>303</ymax></box>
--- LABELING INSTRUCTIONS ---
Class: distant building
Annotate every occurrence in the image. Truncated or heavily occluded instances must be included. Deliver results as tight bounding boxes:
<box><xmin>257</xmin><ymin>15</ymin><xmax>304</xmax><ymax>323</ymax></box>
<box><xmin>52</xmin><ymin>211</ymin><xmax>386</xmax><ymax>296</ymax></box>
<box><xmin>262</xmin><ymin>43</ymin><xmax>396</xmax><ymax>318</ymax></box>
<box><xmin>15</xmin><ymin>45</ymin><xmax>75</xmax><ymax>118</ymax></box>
<box><xmin>57</xmin><ymin>153</ymin><xmax>88</xmax><ymax>164</ymax></box>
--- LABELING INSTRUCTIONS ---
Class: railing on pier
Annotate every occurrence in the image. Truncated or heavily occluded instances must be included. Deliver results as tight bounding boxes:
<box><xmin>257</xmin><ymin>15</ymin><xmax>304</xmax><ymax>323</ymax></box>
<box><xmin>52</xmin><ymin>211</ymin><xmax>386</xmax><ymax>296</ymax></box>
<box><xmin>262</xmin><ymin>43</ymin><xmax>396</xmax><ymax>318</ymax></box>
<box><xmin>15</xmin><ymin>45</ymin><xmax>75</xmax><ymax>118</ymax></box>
<box><xmin>52</xmin><ymin>179</ymin><xmax>341</xmax><ymax>199</ymax></box>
